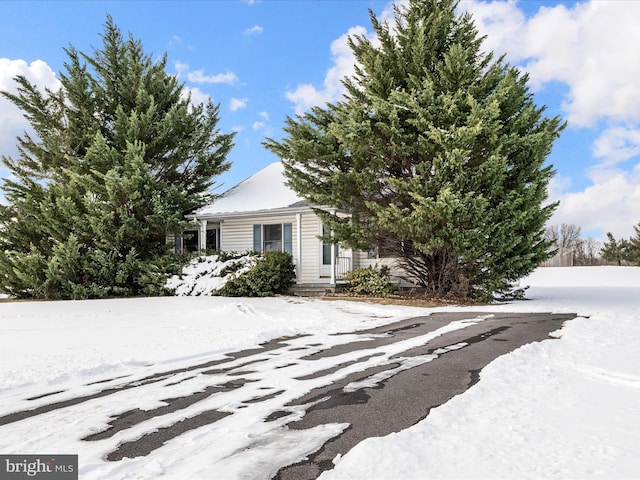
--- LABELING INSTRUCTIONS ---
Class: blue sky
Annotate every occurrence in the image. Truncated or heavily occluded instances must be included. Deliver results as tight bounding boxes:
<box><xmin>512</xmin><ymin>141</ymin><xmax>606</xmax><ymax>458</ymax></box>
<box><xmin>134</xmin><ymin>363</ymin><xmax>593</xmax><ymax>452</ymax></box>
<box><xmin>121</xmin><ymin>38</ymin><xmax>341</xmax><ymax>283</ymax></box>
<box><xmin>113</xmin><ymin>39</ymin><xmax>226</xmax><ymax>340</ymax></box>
<box><xmin>1</xmin><ymin>0</ymin><xmax>639</xmax><ymax>240</ymax></box>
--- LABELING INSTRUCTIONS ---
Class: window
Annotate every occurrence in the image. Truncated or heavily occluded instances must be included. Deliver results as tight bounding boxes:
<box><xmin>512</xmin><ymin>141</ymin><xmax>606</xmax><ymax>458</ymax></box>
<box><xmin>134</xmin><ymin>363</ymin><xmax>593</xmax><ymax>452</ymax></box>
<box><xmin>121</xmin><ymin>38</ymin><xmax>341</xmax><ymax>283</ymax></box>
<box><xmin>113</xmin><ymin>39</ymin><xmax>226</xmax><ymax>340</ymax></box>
<box><xmin>264</xmin><ymin>224</ymin><xmax>282</xmax><ymax>252</ymax></box>
<box><xmin>322</xmin><ymin>224</ymin><xmax>338</xmax><ymax>265</ymax></box>
<box><xmin>206</xmin><ymin>228</ymin><xmax>220</xmax><ymax>251</ymax></box>
<box><xmin>253</xmin><ymin>223</ymin><xmax>292</xmax><ymax>254</ymax></box>
<box><xmin>176</xmin><ymin>227</ymin><xmax>220</xmax><ymax>253</ymax></box>
<box><xmin>181</xmin><ymin>230</ymin><xmax>198</xmax><ymax>253</ymax></box>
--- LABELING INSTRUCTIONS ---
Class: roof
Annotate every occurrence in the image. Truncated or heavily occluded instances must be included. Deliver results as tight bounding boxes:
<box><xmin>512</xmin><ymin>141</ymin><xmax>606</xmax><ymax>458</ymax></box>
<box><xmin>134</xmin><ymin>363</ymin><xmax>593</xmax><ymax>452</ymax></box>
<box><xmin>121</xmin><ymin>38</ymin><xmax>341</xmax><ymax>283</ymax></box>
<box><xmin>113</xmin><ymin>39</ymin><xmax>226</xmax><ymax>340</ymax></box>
<box><xmin>193</xmin><ymin>162</ymin><xmax>309</xmax><ymax>218</ymax></box>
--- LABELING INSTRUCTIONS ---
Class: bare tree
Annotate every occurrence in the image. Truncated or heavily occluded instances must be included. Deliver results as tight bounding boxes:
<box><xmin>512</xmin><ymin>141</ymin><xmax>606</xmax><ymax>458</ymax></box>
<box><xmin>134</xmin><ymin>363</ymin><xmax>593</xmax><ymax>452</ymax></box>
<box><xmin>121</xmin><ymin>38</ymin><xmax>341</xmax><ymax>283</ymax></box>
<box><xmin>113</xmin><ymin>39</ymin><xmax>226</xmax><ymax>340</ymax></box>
<box><xmin>574</xmin><ymin>237</ymin><xmax>602</xmax><ymax>266</ymax></box>
<box><xmin>544</xmin><ymin>223</ymin><xmax>583</xmax><ymax>266</ymax></box>
<box><xmin>545</xmin><ymin>223</ymin><xmax>582</xmax><ymax>250</ymax></box>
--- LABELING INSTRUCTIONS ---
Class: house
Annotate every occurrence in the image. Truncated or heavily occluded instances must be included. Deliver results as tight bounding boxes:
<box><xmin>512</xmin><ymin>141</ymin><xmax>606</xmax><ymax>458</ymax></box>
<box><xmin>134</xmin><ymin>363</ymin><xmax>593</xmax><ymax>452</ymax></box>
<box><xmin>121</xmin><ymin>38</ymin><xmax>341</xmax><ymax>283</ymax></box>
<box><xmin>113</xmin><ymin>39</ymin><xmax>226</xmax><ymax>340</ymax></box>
<box><xmin>178</xmin><ymin>161</ymin><xmax>393</xmax><ymax>289</ymax></box>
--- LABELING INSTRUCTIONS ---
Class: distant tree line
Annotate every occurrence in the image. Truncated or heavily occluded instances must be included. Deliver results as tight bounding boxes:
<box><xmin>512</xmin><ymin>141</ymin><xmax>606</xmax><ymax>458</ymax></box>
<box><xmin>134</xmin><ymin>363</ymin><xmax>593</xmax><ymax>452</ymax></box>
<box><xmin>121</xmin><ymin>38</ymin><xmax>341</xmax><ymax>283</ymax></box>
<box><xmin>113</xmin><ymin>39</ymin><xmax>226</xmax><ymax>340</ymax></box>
<box><xmin>544</xmin><ymin>222</ymin><xmax>640</xmax><ymax>266</ymax></box>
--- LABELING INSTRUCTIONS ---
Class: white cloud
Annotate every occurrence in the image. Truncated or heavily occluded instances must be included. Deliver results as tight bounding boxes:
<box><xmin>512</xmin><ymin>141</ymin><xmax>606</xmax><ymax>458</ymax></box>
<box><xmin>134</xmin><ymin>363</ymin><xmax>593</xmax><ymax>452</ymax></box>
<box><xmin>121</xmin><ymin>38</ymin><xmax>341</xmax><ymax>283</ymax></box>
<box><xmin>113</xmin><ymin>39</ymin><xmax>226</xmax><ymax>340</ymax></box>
<box><xmin>187</xmin><ymin>69</ymin><xmax>238</xmax><ymax>85</ymax></box>
<box><xmin>286</xmin><ymin>25</ymin><xmax>375</xmax><ymax>115</ymax></box>
<box><xmin>258</xmin><ymin>111</ymin><xmax>269</xmax><ymax>120</ymax></box>
<box><xmin>592</xmin><ymin>126</ymin><xmax>640</xmax><ymax>167</ymax></box>
<box><xmin>549</xmin><ymin>164</ymin><xmax>640</xmax><ymax>239</ymax></box>
<box><xmin>458</xmin><ymin>1</ymin><xmax>640</xmax><ymax>237</ymax></box>
<box><xmin>231</xmin><ymin>125</ymin><xmax>244</xmax><ymax>133</ymax></box>
<box><xmin>175</xmin><ymin>62</ymin><xmax>238</xmax><ymax>87</ymax></box>
<box><xmin>180</xmin><ymin>86</ymin><xmax>211</xmax><ymax>108</ymax></box>
<box><xmin>230</xmin><ymin>97</ymin><xmax>248</xmax><ymax>111</ymax></box>
<box><xmin>174</xmin><ymin>60</ymin><xmax>189</xmax><ymax>76</ymax></box>
<box><xmin>252</xmin><ymin>119</ymin><xmax>274</xmax><ymax>137</ymax></box>
<box><xmin>285</xmin><ymin>0</ymin><xmax>640</xmax><ymax>126</ymax></box>
<box><xmin>461</xmin><ymin>0</ymin><xmax>640</xmax><ymax>127</ymax></box>
<box><xmin>459</xmin><ymin>0</ymin><xmax>526</xmax><ymax>57</ymax></box>
<box><xmin>0</xmin><ymin>58</ymin><xmax>60</xmax><ymax>159</ymax></box>
<box><xmin>244</xmin><ymin>25</ymin><xmax>263</xmax><ymax>36</ymax></box>
<box><xmin>167</xmin><ymin>35</ymin><xmax>196</xmax><ymax>52</ymax></box>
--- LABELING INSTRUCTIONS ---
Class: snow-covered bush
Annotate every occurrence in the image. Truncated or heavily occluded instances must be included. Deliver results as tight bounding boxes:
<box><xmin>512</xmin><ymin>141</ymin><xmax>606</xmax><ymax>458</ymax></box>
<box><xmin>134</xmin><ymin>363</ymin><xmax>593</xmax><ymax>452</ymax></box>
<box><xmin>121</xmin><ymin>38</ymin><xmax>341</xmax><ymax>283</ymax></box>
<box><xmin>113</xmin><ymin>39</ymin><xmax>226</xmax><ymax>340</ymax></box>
<box><xmin>165</xmin><ymin>252</ymin><xmax>295</xmax><ymax>296</ymax></box>
<box><xmin>165</xmin><ymin>253</ymin><xmax>259</xmax><ymax>296</ymax></box>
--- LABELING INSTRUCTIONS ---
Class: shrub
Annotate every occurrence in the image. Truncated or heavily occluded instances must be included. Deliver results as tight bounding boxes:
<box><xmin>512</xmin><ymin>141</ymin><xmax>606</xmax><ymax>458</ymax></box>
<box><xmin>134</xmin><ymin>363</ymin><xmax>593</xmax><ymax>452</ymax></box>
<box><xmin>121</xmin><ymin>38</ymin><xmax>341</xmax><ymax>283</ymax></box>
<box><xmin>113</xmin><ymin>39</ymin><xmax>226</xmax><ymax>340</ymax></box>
<box><xmin>218</xmin><ymin>252</ymin><xmax>257</xmax><ymax>277</ymax></box>
<box><xmin>219</xmin><ymin>252</ymin><xmax>296</xmax><ymax>297</ymax></box>
<box><xmin>344</xmin><ymin>265</ymin><xmax>395</xmax><ymax>296</ymax></box>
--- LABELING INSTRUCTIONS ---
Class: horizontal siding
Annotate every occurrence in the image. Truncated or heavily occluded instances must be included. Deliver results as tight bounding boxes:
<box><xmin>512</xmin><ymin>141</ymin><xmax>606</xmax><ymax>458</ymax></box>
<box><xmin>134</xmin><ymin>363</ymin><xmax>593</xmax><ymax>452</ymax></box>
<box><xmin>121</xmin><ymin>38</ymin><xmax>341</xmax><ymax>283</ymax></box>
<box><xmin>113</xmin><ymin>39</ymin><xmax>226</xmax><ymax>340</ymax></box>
<box><xmin>299</xmin><ymin>213</ymin><xmax>322</xmax><ymax>284</ymax></box>
<box><xmin>219</xmin><ymin>219</ymin><xmax>254</xmax><ymax>253</ymax></box>
<box><xmin>220</xmin><ymin>214</ymin><xmax>300</xmax><ymax>256</ymax></box>
<box><xmin>353</xmin><ymin>251</ymin><xmax>411</xmax><ymax>286</ymax></box>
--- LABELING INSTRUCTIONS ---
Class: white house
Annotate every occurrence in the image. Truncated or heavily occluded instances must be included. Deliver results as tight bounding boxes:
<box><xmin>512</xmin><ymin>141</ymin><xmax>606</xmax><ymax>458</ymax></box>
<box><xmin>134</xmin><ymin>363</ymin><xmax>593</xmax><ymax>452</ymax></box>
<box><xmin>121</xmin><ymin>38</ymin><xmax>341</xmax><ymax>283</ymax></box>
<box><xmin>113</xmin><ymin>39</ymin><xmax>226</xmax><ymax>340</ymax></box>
<box><xmin>179</xmin><ymin>161</ymin><xmax>386</xmax><ymax>287</ymax></box>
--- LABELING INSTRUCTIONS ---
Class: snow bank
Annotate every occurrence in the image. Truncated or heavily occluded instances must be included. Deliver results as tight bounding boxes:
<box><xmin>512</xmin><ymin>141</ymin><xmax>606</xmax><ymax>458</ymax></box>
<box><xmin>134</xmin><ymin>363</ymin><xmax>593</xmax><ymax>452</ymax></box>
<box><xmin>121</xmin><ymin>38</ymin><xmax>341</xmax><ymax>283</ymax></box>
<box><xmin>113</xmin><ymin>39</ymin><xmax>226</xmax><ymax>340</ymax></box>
<box><xmin>524</xmin><ymin>265</ymin><xmax>640</xmax><ymax>287</ymax></box>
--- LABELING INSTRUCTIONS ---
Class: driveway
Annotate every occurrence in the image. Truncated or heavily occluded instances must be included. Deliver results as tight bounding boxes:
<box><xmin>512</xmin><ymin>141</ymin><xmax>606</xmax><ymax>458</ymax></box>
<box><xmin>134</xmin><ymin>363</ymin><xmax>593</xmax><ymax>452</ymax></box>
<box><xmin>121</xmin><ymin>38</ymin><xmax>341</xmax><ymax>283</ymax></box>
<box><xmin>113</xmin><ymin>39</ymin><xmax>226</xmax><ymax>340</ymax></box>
<box><xmin>0</xmin><ymin>311</ymin><xmax>575</xmax><ymax>479</ymax></box>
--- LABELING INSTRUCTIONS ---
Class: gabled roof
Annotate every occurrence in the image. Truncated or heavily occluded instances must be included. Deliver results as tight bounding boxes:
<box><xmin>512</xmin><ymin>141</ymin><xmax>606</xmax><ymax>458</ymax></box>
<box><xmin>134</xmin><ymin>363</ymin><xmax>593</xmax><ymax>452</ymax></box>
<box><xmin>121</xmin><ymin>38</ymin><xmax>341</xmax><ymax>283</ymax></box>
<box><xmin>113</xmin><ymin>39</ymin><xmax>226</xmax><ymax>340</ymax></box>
<box><xmin>193</xmin><ymin>162</ymin><xmax>308</xmax><ymax>218</ymax></box>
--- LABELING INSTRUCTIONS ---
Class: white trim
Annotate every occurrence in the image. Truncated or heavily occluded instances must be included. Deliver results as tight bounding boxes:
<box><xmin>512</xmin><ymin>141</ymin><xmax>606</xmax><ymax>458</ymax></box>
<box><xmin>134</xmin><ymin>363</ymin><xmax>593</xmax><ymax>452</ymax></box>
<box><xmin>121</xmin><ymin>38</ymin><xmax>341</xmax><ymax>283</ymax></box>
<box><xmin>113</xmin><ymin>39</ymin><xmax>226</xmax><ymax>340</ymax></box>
<box><xmin>189</xmin><ymin>205</ymin><xmax>313</xmax><ymax>221</ymax></box>
<box><xmin>296</xmin><ymin>213</ymin><xmax>302</xmax><ymax>284</ymax></box>
<box><xmin>330</xmin><ymin>225</ymin><xmax>336</xmax><ymax>285</ymax></box>
<box><xmin>199</xmin><ymin>219</ymin><xmax>207</xmax><ymax>251</ymax></box>
<box><xmin>188</xmin><ymin>204</ymin><xmax>342</xmax><ymax>222</ymax></box>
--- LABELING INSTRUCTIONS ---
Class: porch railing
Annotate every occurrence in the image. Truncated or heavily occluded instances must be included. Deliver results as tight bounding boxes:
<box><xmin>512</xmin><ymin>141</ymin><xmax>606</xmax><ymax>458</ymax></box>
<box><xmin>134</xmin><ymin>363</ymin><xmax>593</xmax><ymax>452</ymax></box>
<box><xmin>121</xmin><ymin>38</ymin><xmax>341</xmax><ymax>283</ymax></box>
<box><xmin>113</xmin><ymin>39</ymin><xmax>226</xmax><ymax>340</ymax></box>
<box><xmin>335</xmin><ymin>256</ymin><xmax>352</xmax><ymax>280</ymax></box>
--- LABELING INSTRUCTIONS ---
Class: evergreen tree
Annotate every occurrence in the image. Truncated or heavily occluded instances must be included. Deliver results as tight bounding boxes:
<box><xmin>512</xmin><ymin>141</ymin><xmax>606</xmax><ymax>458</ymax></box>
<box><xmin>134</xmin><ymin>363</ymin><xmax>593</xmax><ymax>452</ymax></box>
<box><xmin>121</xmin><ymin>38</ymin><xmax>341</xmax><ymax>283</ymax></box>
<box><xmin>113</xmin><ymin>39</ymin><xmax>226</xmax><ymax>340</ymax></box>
<box><xmin>265</xmin><ymin>0</ymin><xmax>564</xmax><ymax>300</ymax></box>
<box><xmin>0</xmin><ymin>16</ymin><xmax>234</xmax><ymax>299</ymax></box>
<box><xmin>601</xmin><ymin>224</ymin><xmax>640</xmax><ymax>266</ymax></box>
<box><xmin>626</xmin><ymin>222</ymin><xmax>640</xmax><ymax>264</ymax></box>
<box><xmin>601</xmin><ymin>232</ymin><xmax>628</xmax><ymax>266</ymax></box>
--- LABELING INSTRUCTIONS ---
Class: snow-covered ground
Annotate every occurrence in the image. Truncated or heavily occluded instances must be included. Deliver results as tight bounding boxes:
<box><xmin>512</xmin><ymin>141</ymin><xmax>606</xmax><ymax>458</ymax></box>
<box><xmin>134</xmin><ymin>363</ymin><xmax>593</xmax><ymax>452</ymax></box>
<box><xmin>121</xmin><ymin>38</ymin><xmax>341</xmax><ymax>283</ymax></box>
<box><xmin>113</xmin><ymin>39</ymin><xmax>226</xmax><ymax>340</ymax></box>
<box><xmin>0</xmin><ymin>266</ymin><xmax>639</xmax><ymax>479</ymax></box>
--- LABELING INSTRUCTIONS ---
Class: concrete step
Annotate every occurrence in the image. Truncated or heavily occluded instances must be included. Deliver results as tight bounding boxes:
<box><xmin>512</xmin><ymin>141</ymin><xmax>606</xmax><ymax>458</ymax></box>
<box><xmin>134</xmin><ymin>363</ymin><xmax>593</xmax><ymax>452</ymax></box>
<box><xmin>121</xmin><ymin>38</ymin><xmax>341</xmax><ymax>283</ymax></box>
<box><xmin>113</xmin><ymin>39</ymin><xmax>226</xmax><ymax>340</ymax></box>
<box><xmin>288</xmin><ymin>283</ymin><xmax>345</xmax><ymax>297</ymax></box>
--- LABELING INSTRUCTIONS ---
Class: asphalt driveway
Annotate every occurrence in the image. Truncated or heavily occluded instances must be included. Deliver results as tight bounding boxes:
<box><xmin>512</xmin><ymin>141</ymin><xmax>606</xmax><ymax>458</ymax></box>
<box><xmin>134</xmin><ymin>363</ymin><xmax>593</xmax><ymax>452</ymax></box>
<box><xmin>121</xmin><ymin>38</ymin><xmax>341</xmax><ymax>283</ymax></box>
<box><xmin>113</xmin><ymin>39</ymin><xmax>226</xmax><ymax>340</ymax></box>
<box><xmin>0</xmin><ymin>311</ymin><xmax>575</xmax><ymax>480</ymax></box>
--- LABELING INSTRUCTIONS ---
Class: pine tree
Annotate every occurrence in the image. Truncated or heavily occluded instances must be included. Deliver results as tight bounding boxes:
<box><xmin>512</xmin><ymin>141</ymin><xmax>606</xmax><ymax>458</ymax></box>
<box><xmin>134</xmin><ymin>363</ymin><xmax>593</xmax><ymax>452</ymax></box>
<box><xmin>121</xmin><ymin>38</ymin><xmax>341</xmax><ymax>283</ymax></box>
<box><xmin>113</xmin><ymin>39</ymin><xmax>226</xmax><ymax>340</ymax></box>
<box><xmin>627</xmin><ymin>222</ymin><xmax>640</xmax><ymax>264</ymax></box>
<box><xmin>265</xmin><ymin>0</ymin><xmax>564</xmax><ymax>300</ymax></box>
<box><xmin>601</xmin><ymin>224</ymin><xmax>640</xmax><ymax>266</ymax></box>
<box><xmin>0</xmin><ymin>16</ymin><xmax>234</xmax><ymax>299</ymax></box>
<box><xmin>601</xmin><ymin>232</ymin><xmax>628</xmax><ymax>266</ymax></box>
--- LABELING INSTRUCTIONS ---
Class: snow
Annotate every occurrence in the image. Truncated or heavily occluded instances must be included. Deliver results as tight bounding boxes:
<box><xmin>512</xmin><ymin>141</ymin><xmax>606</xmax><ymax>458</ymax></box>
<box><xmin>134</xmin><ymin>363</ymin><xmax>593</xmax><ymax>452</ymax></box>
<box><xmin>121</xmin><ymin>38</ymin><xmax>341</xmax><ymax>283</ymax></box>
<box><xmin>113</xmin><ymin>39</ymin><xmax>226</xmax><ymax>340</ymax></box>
<box><xmin>165</xmin><ymin>253</ymin><xmax>258</xmax><ymax>295</ymax></box>
<box><xmin>193</xmin><ymin>162</ymin><xmax>305</xmax><ymax>216</ymax></box>
<box><xmin>1</xmin><ymin>266</ymin><xmax>639</xmax><ymax>479</ymax></box>
<box><xmin>321</xmin><ymin>267</ymin><xmax>640</xmax><ymax>480</ymax></box>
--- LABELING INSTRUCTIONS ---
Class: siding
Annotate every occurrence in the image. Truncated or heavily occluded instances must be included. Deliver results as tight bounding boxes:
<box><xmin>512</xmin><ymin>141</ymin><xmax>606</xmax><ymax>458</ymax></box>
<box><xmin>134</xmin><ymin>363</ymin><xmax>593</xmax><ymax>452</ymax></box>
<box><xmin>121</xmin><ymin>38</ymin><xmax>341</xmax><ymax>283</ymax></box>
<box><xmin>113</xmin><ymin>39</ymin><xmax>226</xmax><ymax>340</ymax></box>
<box><xmin>219</xmin><ymin>211</ymin><xmax>326</xmax><ymax>284</ymax></box>
<box><xmin>299</xmin><ymin>213</ymin><xmax>322</xmax><ymax>283</ymax></box>
<box><xmin>220</xmin><ymin>214</ymin><xmax>299</xmax><ymax>254</ymax></box>
<box><xmin>353</xmin><ymin>251</ymin><xmax>411</xmax><ymax>287</ymax></box>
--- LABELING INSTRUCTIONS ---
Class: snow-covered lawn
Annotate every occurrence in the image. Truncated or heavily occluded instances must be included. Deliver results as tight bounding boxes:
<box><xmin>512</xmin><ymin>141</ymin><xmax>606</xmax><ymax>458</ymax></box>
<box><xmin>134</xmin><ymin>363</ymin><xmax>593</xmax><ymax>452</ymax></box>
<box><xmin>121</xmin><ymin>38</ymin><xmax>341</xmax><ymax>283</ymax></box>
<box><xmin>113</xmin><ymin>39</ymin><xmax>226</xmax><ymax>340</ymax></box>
<box><xmin>0</xmin><ymin>266</ymin><xmax>639</xmax><ymax>479</ymax></box>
